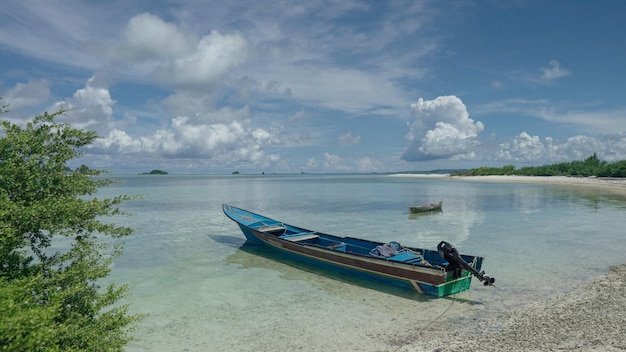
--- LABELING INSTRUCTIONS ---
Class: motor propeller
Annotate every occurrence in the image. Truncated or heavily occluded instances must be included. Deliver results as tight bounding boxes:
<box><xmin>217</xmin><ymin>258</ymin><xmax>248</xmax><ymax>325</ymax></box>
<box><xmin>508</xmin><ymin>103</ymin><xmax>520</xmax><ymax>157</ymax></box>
<box><xmin>437</xmin><ymin>241</ymin><xmax>495</xmax><ymax>286</ymax></box>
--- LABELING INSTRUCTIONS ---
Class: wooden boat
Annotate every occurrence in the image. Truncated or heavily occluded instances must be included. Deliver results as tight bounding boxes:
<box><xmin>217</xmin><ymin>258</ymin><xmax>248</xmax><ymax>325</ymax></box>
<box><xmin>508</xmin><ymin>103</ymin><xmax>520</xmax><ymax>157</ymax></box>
<box><xmin>222</xmin><ymin>204</ymin><xmax>494</xmax><ymax>298</ymax></box>
<box><xmin>409</xmin><ymin>200</ymin><xmax>443</xmax><ymax>214</ymax></box>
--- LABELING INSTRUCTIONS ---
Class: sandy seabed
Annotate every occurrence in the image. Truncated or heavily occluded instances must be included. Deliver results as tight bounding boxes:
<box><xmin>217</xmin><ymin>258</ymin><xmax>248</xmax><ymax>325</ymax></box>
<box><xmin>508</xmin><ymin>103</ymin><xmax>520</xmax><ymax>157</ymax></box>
<box><xmin>388</xmin><ymin>175</ymin><xmax>626</xmax><ymax>351</ymax></box>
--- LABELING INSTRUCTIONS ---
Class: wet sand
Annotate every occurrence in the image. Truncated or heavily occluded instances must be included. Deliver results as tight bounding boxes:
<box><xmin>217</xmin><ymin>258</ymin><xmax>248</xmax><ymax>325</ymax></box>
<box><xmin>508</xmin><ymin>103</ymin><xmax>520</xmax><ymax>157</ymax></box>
<box><xmin>388</xmin><ymin>174</ymin><xmax>626</xmax><ymax>351</ymax></box>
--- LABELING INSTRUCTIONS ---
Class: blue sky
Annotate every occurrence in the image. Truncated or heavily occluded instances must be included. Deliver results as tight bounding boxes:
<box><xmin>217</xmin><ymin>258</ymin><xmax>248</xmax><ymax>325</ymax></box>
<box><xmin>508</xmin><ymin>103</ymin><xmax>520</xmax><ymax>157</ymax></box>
<box><xmin>1</xmin><ymin>0</ymin><xmax>625</xmax><ymax>174</ymax></box>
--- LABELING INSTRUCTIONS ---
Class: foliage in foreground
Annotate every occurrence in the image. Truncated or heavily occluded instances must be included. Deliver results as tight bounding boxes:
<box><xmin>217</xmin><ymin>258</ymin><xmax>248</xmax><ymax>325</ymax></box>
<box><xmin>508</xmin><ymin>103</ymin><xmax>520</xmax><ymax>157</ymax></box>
<box><xmin>452</xmin><ymin>153</ymin><xmax>626</xmax><ymax>177</ymax></box>
<box><xmin>0</xmin><ymin>107</ymin><xmax>141</xmax><ymax>351</ymax></box>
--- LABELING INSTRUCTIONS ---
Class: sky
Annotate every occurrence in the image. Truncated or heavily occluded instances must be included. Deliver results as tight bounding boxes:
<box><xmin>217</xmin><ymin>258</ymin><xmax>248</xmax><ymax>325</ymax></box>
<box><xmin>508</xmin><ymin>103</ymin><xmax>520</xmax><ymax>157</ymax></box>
<box><xmin>1</xmin><ymin>0</ymin><xmax>625</xmax><ymax>174</ymax></box>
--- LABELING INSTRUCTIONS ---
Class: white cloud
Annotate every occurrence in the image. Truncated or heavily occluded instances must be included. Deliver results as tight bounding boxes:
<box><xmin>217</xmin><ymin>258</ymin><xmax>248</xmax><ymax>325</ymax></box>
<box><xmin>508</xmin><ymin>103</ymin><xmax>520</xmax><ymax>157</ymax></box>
<box><xmin>155</xmin><ymin>30</ymin><xmax>248</xmax><ymax>90</ymax></box>
<box><xmin>71</xmin><ymin>76</ymin><xmax>116</xmax><ymax>118</ymax></box>
<box><xmin>502</xmin><ymin>60</ymin><xmax>572</xmax><ymax>85</ymax></box>
<box><xmin>356</xmin><ymin>156</ymin><xmax>381</xmax><ymax>172</ymax></box>
<box><xmin>102</xmin><ymin>13</ymin><xmax>248</xmax><ymax>90</ymax></box>
<box><xmin>323</xmin><ymin>152</ymin><xmax>342</xmax><ymax>167</ymax></box>
<box><xmin>496</xmin><ymin>132</ymin><xmax>626</xmax><ymax>162</ymax></box>
<box><xmin>305</xmin><ymin>157</ymin><xmax>319</xmax><ymax>170</ymax></box>
<box><xmin>541</xmin><ymin>60</ymin><xmax>571</xmax><ymax>81</ymax></box>
<box><xmin>338</xmin><ymin>132</ymin><xmax>360</xmax><ymax>145</ymax></box>
<box><xmin>162</xmin><ymin>93</ymin><xmax>250</xmax><ymax>124</ymax></box>
<box><xmin>92</xmin><ymin>115</ymin><xmax>279</xmax><ymax>166</ymax></box>
<box><xmin>401</xmin><ymin>96</ymin><xmax>484</xmax><ymax>161</ymax></box>
<box><xmin>41</xmin><ymin>75</ymin><xmax>117</xmax><ymax>131</ymax></box>
<box><xmin>41</xmin><ymin>74</ymin><xmax>285</xmax><ymax>172</ymax></box>
<box><xmin>120</xmin><ymin>13</ymin><xmax>192</xmax><ymax>62</ymax></box>
<box><xmin>95</xmin><ymin>128</ymin><xmax>145</xmax><ymax>153</ymax></box>
<box><xmin>322</xmin><ymin>152</ymin><xmax>352</xmax><ymax>171</ymax></box>
<box><xmin>602</xmin><ymin>133</ymin><xmax>626</xmax><ymax>161</ymax></box>
<box><xmin>496</xmin><ymin>132</ymin><xmax>549</xmax><ymax>162</ymax></box>
<box><xmin>2</xmin><ymin>79</ymin><xmax>51</xmax><ymax>110</ymax></box>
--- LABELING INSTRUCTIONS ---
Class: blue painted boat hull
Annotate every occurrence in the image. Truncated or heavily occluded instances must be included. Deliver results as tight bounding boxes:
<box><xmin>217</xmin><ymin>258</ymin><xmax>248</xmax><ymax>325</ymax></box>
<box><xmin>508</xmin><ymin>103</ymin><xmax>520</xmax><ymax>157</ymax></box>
<box><xmin>222</xmin><ymin>204</ymin><xmax>487</xmax><ymax>298</ymax></box>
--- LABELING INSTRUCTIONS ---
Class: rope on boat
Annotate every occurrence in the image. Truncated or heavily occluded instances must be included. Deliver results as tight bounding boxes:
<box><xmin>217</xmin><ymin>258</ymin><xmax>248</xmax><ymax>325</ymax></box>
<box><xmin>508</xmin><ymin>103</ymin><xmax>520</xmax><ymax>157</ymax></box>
<box><xmin>390</xmin><ymin>293</ymin><xmax>460</xmax><ymax>352</ymax></box>
<box><xmin>423</xmin><ymin>292</ymin><xmax>459</xmax><ymax>329</ymax></box>
<box><xmin>219</xmin><ymin>213</ymin><xmax>226</xmax><ymax>231</ymax></box>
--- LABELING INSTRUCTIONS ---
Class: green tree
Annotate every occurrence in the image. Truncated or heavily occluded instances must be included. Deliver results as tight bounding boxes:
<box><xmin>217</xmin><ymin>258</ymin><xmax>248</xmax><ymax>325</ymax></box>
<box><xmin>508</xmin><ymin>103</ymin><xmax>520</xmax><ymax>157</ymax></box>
<box><xmin>0</xmin><ymin>107</ymin><xmax>141</xmax><ymax>351</ymax></box>
<box><xmin>454</xmin><ymin>153</ymin><xmax>626</xmax><ymax>178</ymax></box>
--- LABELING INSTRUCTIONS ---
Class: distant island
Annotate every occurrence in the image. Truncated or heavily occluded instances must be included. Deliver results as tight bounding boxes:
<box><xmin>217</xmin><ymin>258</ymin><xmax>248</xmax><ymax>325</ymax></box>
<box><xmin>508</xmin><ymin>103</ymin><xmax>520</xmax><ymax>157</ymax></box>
<box><xmin>140</xmin><ymin>169</ymin><xmax>168</xmax><ymax>175</ymax></box>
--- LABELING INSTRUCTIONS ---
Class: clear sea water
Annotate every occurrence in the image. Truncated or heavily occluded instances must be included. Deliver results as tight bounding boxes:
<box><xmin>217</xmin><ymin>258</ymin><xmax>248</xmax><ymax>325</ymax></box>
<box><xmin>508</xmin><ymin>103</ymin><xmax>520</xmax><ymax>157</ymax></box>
<box><xmin>97</xmin><ymin>174</ymin><xmax>626</xmax><ymax>351</ymax></box>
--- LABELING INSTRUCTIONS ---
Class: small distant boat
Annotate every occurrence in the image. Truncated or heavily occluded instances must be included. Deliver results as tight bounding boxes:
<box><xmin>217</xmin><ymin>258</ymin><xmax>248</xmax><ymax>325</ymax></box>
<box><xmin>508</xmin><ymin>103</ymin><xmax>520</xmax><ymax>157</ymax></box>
<box><xmin>222</xmin><ymin>204</ymin><xmax>494</xmax><ymax>298</ymax></box>
<box><xmin>409</xmin><ymin>200</ymin><xmax>443</xmax><ymax>214</ymax></box>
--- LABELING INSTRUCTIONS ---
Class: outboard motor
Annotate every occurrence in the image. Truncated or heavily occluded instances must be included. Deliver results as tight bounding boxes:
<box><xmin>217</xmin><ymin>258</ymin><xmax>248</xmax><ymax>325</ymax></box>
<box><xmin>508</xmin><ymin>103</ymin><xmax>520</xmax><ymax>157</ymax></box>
<box><xmin>437</xmin><ymin>241</ymin><xmax>495</xmax><ymax>286</ymax></box>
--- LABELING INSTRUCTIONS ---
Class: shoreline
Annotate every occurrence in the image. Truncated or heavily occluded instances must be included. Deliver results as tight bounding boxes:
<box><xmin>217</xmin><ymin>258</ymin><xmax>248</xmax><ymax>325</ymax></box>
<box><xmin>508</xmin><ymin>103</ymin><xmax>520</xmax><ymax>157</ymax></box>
<box><xmin>389</xmin><ymin>174</ymin><xmax>626</xmax><ymax>194</ymax></box>
<box><xmin>399</xmin><ymin>264</ymin><xmax>626</xmax><ymax>352</ymax></box>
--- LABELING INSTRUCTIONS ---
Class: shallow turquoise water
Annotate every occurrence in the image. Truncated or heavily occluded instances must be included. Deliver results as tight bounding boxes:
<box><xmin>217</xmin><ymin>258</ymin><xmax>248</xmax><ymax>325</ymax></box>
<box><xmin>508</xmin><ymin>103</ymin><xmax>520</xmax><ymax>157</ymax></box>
<box><xmin>97</xmin><ymin>175</ymin><xmax>626</xmax><ymax>351</ymax></box>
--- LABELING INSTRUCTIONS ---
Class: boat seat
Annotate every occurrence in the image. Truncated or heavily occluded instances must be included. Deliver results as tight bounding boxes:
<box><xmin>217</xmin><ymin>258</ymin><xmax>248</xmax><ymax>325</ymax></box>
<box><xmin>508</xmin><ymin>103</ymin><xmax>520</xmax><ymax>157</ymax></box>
<box><xmin>257</xmin><ymin>225</ymin><xmax>286</xmax><ymax>233</ymax></box>
<box><xmin>405</xmin><ymin>258</ymin><xmax>426</xmax><ymax>265</ymax></box>
<box><xmin>280</xmin><ymin>232</ymin><xmax>319</xmax><ymax>242</ymax></box>
<box><xmin>388</xmin><ymin>251</ymin><xmax>425</xmax><ymax>264</ymax></box>
<box><xmin>328</xmin><ymin>242</ymin><xmax>347</xmax><ymax>251</ymax></box>
<box><xmin>388</xmin><ymin>251</ymin><xmax>414</xmax><ymax>261</ymax></box>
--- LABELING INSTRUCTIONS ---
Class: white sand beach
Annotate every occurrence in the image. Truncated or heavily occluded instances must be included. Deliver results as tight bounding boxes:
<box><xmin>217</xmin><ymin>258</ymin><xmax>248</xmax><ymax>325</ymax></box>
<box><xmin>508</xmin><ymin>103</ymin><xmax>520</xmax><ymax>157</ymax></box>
<box><xmin>390</xmin><ymin>174</ymin><xmax>626</xmax><ymax>194</ymax></box>
<box><xmin>453</xmin><ymin>175</ymin><xmax>626</xmax><ymax>190</ymax></box>
<box><xmin>388</xmin><ymin>174</ymin><xmax>626</xmax><ymax>351</ymax></box>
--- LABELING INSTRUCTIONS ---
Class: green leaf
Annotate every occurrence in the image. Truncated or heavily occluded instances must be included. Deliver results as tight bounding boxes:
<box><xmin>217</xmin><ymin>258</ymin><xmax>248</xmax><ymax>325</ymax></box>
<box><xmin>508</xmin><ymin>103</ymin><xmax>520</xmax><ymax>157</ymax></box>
<box><xmin>1</xmin><ymin>103</ymin><xmax>142</xmax><ymax>351</ymax></box>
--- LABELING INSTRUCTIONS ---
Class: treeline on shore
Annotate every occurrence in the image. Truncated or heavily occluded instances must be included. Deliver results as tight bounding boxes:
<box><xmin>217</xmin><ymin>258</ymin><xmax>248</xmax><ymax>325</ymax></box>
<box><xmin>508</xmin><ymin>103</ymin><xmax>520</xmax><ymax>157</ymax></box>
<box><xmin>452</xmin><ymin>153</ymin><xmax>626</xmax><ymax>178</ymax></box>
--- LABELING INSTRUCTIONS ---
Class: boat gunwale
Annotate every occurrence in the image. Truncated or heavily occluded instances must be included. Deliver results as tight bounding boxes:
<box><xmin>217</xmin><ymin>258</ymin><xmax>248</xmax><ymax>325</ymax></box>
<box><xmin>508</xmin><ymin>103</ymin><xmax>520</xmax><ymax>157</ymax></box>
<box><xmin>252</xmin><ymin>227</ymin><xmax>450</xmax><ymax>284</ymax></box>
